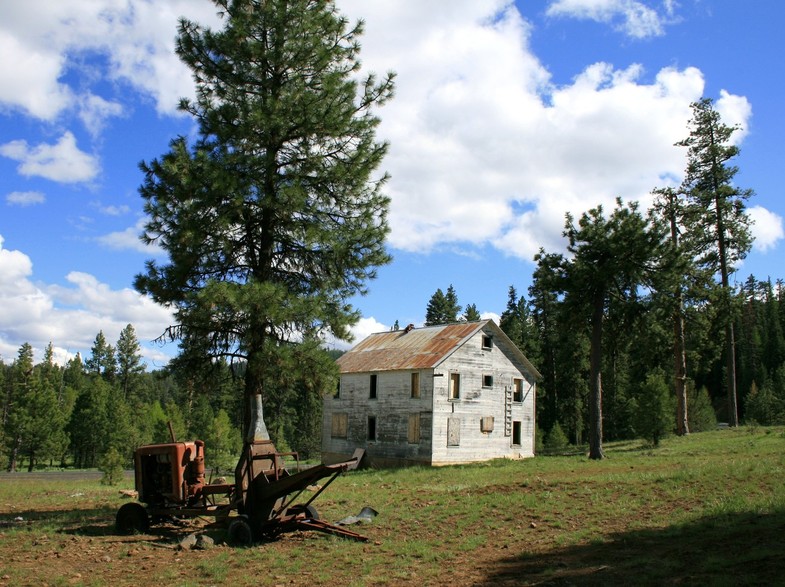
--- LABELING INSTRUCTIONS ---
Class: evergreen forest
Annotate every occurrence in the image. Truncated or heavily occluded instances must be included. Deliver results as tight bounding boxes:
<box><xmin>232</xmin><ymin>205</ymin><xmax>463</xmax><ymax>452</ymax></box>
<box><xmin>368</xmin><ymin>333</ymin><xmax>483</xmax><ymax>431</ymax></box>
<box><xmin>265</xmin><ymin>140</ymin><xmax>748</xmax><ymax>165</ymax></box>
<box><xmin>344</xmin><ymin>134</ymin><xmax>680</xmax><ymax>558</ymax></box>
<box><xmin>3</xmin><ymin>268</ymin><xmax>785</xmax><ymax>473</ymax></box>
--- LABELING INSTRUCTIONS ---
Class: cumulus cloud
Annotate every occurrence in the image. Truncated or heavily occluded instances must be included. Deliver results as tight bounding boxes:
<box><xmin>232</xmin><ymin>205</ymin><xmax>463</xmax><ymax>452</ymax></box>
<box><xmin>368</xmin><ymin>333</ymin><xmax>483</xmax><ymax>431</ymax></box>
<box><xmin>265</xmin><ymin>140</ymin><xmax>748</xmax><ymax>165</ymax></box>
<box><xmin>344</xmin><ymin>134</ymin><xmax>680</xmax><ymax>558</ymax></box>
<box><xmin>97</xmin><ymin>217</ymin><xmax>164</xmax><ymax>255</ymax></box>
<box><xmin>336</xmin><ymin>1</ymin><xmax>722</xmax><ymax>261</ymax></box>
<box><xmin>748</xmin><ymin>206</ymin><xmax>784</xmax><ymax>253</ymax></box>
<box><xmin>0</xmin><ymin>0</ymin><xmax>221</xmax><ymax>121</ymax></box>
<box><xmin>716</xmin><ymin>89</ymin><xmax>753</xmax><ymax>144</ymax></box>
<box><xmin>0</xmin><ymin>235</ymin><xmax>174</xmax><ymax>366</ymax></box>
<box><xmin>546</xmin><ymin>0</ymin><xmax>674</xmax><ymax>38</ymax></box>
<box><xmin>6</xmin><ymin>191</ymin><xmax>45</xmax><ymax>206</ymax></box>
<box><xmin>325</xmin><ymin>316</ymin><xmax>390</xmax><ymax>351</ymax></box>
<box><xmin>0</xmin><ymin>132</ymin><xmax>99</xmax><ymax>183</ymax></box>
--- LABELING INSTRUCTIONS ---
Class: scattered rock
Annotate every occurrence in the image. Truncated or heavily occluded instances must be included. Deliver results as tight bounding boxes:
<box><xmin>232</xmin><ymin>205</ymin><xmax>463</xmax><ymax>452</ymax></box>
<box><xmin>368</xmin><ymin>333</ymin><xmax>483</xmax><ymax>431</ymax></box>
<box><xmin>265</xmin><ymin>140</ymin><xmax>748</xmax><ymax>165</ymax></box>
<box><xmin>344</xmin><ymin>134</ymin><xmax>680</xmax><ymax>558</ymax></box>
<box><xmin>195</xmin><ymin>535</ymin><xmax>215</xmax><ymax>550</ymax></box>
<box><xmin>118</xmin><ymin>490</ymin><xmax>138</xmax><ymax>499</ymax></box>
<box><xmin>211</xmin><ymin>477</ymin><xmax>227</xmax><ymax>485</ymax></box>
<box><xmin>530</xmin><ymin>522</ymin><xmax>537</xmax><ymax>528</ymax></box>
<box><xmin>178</xmin><ymin>533</ymin><xmax>198</xmax><ymax>551</ymax></box>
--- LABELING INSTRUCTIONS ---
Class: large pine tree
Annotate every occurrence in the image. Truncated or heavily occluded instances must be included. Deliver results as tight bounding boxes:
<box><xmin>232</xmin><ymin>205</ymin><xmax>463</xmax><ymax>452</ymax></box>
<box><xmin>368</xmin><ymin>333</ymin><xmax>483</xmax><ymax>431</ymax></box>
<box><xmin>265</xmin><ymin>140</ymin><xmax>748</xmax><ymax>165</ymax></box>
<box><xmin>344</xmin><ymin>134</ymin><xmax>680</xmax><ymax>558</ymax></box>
<box><xmin>543</xmin><ymin>199</ymin><xmax>665</xmax><ymax>459</ymax></box>
<box><xmin>678</xmin><ymin>98</ymin><xmax>753</xmax><ymax>426</ymax></box>
<box><xmin>135</xmin><ymin>0</ymin><xmax>394</xmax><ymax>438</ymax></box>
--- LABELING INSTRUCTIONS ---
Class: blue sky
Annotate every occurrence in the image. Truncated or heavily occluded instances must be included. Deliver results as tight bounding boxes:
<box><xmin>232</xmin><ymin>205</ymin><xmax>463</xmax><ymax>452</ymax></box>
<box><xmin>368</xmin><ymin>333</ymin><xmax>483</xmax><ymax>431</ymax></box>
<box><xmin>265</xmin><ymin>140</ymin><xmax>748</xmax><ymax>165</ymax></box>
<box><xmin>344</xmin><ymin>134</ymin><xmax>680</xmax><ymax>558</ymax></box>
<box><xmin>1</xmin><ymin>0</ymin><xmax>783</xmax><ymax>367</ymax></box>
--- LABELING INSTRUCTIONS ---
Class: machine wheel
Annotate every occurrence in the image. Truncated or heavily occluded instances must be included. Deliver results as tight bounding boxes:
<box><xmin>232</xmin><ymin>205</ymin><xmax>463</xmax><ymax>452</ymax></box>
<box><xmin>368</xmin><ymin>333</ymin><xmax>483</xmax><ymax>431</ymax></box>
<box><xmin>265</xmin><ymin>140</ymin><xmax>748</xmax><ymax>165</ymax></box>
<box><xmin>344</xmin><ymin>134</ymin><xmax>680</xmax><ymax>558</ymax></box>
<box><xmin>116</xmin><ymin>502</ymin><xmax>149</xmax><ymax>535</ymax></box>
<box><xmin>286</xmin><ymin>504</ymin><xmax>320</xmax><ymax>521</ymax></box>
<box><xmin>227</xmin><ymin>517</ymin><xmax>254</xmax><ymax>546</ymax></box>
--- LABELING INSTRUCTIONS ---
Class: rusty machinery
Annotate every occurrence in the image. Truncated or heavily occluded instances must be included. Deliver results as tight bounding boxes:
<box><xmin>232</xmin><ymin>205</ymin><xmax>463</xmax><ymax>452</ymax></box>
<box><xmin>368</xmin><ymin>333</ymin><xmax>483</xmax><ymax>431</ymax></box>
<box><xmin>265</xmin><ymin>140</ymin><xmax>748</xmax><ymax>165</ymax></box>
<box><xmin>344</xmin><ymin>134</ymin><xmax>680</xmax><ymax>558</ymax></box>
<box><xmin>115</xmin><ymin>399</ymin><xmax>367</xmax><ymax>544</ymax></box>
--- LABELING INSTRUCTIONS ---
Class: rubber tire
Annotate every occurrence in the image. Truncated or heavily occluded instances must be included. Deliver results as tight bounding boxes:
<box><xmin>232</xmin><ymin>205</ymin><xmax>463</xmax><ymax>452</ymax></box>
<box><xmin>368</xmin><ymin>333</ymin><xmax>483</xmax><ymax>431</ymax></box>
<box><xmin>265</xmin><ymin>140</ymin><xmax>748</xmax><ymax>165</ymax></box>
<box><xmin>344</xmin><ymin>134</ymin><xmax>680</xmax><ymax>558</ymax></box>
<box><xmin>227</xmin><ymin>517</ymin><xmax>254</xmax><ymax>546</ymax></box>
<box><xmin>116</xmin><ymin>502</ymin><xmax>150</xmax><ymax>535</ymax></box>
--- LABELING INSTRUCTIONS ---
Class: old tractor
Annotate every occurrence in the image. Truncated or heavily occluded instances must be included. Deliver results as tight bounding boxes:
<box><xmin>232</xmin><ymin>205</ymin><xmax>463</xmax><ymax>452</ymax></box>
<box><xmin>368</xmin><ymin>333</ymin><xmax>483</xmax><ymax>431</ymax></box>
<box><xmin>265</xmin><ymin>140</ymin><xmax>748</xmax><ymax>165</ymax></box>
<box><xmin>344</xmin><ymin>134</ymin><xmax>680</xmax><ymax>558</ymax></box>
<box><xmin>115</xmin><ymin>396</ymin><xmax>367</xmax><ymax>544</ymax></box>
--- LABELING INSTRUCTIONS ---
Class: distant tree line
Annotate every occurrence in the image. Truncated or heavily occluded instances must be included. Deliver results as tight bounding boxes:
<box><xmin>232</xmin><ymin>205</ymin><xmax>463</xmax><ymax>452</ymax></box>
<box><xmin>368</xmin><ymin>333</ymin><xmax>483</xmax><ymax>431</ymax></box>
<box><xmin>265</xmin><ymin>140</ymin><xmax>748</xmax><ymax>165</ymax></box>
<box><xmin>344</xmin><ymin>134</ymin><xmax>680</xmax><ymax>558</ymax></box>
<box><xmin>0</xmin><ymin>324</ymin><xmax>326</xmax><ymax>472</ymax></box>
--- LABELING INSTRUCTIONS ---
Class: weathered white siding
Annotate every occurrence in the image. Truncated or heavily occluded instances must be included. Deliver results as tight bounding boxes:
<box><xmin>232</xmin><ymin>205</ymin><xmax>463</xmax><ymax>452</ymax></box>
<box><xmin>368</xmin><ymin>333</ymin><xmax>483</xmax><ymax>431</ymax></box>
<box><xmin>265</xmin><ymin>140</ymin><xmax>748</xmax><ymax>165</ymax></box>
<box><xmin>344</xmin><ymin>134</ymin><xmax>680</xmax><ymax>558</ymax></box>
<box><xmin>430</xmin><ymin>329</ymin><xmax>536</xmax><ymax>465</ymax></box>
<box><xmin>322</xmin><ymin>369</ymin><xmax>435</xmax><ymax>466</ymax></box>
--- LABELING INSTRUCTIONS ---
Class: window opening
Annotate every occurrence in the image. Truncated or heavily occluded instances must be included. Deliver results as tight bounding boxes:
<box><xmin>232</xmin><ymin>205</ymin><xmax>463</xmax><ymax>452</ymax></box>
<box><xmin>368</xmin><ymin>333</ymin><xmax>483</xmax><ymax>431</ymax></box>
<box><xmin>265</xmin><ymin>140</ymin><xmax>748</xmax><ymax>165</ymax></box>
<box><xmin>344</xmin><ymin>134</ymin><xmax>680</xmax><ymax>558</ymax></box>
<box><xmin>411</xmin><ymin>372</ymin><xmax>420</xmax><ymax>398</ymax></box>
<box><xmin>367</xmin><ymin>415</ymin><xmax>377</xmax><ymax>441</ymax></box>
<box><xmin>369</xmin><ymin>373</ymin><xmax>377</xmax><ymax>399</ymax></box>
<box><xmin>449</xmin><ymin>373</ymin><xmax>460</xmax><ymax>400</ymax></box>
<box><xmin>513</xmin><ymin>378</ymin><xmax>523</xmax><ymax>402</ymax></box>
<box><xmin>512</xmin><ymin>421</ymin><xmax>522</xmax><ymax>446</ymax></box>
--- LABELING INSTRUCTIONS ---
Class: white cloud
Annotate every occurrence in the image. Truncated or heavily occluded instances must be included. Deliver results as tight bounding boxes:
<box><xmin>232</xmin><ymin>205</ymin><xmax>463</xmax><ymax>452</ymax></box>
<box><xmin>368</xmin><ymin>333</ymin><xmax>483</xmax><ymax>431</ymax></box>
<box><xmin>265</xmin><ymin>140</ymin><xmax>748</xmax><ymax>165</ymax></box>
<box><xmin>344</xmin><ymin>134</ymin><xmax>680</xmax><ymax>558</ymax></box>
<box><xmin>546</xmin><ymin>0</ymin><xmax>673</xmax><ymax>38</ymax></box>
<box><xmin>748</xmin><ymin>206</ymin><xmax>784</xmax><ymax>253</ymax></box>
<box><xmin>98</xmin><ymin>217</ymin><xmax>164</xmax><ymax>254</ymax></box>
<box><xmin>96</xmin><ymin>203</ymin><xmax>131</xmax><ymax>216</ymax></box>
<box><xmin>337</xmin><ymin>0</ymin><xmax>719</xmax><ymax>261</ymax></box>
<box><xmin>0</xmin><ymin>28</ymin><xmax>73</xmax><ymax>120</ymax></box>
<box><xmin>78</xmin><ymin>93</ymin><xmax>125</xmax><ymax>138</ymax></box>
<box><xmin>0</xmin><ymin>0</ymin><xmax>220</xmax><ymax>122</ymax></box>
<box><xmin>0</xmin><ymin>234</ymin><xmax>174</xmax><ymax>366</ymax></box>
<box><xmin>716</xmin><ymin>89</ymin><xmax>753</xmax><ymax>144</ymax></box>
<box><xmin>0</xmin><ymin>132</ymin><xmax>99</xmax><ymax>183</ymax></box>
<box><xmin>326</xmin><ymin>316</ymin><xmax>389</xmax><ymax>351</ymax></box>
<box><xmin>6</xmin><ymin>191</ymin><xmax>45</xmax><ymax>206</ymax></box>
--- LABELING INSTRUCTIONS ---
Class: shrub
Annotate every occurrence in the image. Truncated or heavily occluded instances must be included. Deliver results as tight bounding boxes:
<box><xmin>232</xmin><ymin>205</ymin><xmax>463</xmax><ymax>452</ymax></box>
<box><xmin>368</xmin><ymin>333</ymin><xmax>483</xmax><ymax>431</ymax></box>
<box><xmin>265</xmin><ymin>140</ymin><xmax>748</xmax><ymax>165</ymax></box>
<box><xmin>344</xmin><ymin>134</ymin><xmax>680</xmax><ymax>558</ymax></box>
<box><xmin>636</xmin><ymin>369</ymin><xmax>674</xmax><ymax>446</ymax></box>
<box><xmin>687</xmin><ymin>384</ymin><xmax>717</xmax><ymax>432</ymax></box>
<box><xmin>544</xmin><ymin>422</ymin><xmax>569</xmax><ymax>452</ymax></box>
<box><xmin>99</xmin><ymin>447</ymin><xmax>126</xmax><ymax>486</ymax></box>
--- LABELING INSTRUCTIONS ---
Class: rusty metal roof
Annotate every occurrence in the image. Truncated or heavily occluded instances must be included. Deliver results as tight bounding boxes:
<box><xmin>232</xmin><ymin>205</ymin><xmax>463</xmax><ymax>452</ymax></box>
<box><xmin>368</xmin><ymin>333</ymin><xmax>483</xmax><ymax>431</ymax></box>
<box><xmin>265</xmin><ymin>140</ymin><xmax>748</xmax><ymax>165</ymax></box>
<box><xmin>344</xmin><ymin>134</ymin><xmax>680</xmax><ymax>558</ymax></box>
<box><xmin>336</xmin><ymin>321</ymin><xmax>488</xmax><ymax>373</ymax></box>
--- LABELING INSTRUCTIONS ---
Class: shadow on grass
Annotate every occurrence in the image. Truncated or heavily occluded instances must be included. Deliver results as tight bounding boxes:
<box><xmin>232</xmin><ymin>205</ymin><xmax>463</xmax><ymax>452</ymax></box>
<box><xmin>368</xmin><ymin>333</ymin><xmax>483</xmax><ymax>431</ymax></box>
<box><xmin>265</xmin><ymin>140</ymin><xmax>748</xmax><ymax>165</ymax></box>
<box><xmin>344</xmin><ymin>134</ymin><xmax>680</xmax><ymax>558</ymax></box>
<box><xmin>0</xmin><ymin>505</ymin><xmax>211</xmax><ymax>543</ymax></box>
<box><xmin>481</xmin><ymin>509</ymin><xmax>785</xmax><ymax>586</ymax></box>
<box><xmin>1</xmin><ymin>506</ymin><xmax>118</xmax><ymax>536</ymax></box>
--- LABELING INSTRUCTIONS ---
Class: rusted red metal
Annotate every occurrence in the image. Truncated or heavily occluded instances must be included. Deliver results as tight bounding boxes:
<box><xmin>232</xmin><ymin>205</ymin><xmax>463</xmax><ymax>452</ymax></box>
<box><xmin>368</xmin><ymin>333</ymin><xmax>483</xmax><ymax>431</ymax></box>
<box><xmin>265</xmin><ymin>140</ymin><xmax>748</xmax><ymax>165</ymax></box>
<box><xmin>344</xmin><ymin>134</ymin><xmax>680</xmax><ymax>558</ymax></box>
<box><xmin>118</xmin><ymin>437</ymin><xmax>367</xmax><ymax>543</ymax></box>
<box><xmin>336</xmin><ymin>321</ymin><xmax>484</xmax><ymax>373</ymax></box>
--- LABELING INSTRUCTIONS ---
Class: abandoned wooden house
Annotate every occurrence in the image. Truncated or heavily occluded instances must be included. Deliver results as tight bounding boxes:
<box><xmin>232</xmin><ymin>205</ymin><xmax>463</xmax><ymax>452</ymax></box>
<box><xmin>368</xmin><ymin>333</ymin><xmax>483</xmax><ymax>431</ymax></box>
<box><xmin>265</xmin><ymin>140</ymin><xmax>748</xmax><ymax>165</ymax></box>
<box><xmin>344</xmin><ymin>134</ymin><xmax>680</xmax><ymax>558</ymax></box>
<box><xmin>321</xmin><ymin>319</ymin><xmax>540</xmax><ymax>467</ymax></box>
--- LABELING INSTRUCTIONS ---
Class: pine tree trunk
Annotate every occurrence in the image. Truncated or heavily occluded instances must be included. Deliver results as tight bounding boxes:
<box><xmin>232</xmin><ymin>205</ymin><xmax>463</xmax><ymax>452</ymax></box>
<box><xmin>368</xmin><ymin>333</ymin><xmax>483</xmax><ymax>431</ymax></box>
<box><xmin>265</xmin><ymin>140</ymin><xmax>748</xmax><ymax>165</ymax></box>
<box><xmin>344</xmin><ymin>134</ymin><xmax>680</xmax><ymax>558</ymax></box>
<box><xmin>588</xmin><ymin>293</ymin><xmax>605</xmax><ymax>460</ymax></box>
<box><xmin>726</xmin><ymin>323</ymin><xmax>739</xmax><ymax>426</ymax></box>
<box><xmin>674</xmin><ymin>297</ymin><xmax>689</xmax><ymax>435</ymax></box>
<box><xmin>7</xmin><ymin>436</ymin><xmax>20</xmax><ymax>472</ymax></box>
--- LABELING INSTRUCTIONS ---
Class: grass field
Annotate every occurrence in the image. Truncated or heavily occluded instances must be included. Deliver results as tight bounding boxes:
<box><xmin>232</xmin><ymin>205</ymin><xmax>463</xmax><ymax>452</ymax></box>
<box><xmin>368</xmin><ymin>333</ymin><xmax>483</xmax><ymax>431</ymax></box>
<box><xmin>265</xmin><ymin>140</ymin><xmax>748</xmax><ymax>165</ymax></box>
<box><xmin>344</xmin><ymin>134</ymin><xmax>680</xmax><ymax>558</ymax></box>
<box><xmin>1</xmin><ymin>427</ymin><xmax>783</xmax><ymax>586</ymax></box>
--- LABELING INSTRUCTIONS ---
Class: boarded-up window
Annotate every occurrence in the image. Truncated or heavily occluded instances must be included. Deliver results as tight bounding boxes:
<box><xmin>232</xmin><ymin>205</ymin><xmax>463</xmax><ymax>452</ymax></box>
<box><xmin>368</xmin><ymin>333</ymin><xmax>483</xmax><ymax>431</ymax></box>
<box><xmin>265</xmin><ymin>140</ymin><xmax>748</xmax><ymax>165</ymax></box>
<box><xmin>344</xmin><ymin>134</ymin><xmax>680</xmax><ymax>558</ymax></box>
<box><xmin>411</xmin><ymin>372</ymin><xmax>420</xmax><ymax>399</ymax></box>
<box><xmin>513</xmin><ymin>378</ymin><xmax>523</xmax><ymax>402</ymax></box>
<box><xmin>480</xmin><ymin>416</ymin><xmax>494</xmax><ymax>433</ymax></box>
<box><xmin>447</xmin><ymin>417</ymin><xmax>461</xmax><ymax>446</ymax></box>
<box><xmin>408</xmin><ymin>413</ymin><xmax>421</xmax><ymax>444</ymax></box>
<box><xmin>331</xmin><ymin>413</ymin><xmax>348</xmax><ymax>439</ymax></box>
<box><xmin>449</xmin><ymin>373</ymin><xmax>460</xmax><ymax>400</ymax></box>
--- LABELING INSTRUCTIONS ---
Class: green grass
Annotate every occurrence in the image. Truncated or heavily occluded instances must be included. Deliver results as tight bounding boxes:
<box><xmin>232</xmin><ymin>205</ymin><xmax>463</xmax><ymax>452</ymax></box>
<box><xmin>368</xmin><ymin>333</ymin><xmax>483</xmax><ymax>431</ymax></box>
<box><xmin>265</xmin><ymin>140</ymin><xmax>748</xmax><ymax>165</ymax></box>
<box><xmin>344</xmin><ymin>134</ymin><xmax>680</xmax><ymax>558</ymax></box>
<box><xmin>1</xmin><ymin>427</ymin><xmax>783</xmax><ymax>586</ymax></box>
